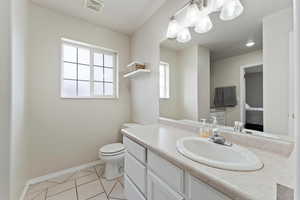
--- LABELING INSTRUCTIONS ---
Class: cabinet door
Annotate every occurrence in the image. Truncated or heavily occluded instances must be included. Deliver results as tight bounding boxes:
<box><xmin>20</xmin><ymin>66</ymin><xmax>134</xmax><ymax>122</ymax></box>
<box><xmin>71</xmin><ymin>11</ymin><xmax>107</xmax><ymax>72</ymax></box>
<box><xmin>148</xmin><ymin>171</ymin><xmax>184</xmax><ymax>200</ymax></box>
<box><xmin>188</xmin><ymin>175</ymin><xmax>231</xmax><ymax>200</ymax></box>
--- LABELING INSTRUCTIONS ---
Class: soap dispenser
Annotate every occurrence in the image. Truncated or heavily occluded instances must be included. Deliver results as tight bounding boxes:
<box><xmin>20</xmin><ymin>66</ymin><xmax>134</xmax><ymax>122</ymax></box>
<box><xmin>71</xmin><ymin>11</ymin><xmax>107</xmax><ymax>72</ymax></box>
<box><xmin>199</xmin><ymin>119</ymin><xmax>209</xmax><ymax>138</ymax></box>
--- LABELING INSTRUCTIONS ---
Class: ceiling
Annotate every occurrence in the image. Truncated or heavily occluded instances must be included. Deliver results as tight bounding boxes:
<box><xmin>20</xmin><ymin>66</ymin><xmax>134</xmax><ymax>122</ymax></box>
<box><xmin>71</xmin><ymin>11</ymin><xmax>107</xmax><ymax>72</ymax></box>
<box><xmin>31</xmin><ymin>0</ymin><xmax>167</xmax><ymax>35</ymax></box>
<box><xmin>161</xmin><ymin>0</ymin><xmax>293</xmax><ymax>61</ymax></box>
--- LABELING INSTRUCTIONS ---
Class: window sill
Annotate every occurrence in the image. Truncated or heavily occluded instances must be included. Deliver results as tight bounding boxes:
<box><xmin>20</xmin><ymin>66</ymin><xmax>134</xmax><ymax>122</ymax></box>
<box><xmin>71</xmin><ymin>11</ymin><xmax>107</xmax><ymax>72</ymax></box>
<box><xmin>60</xmin><ymin>96</ymin><xmax>119</xmax><ymax>100</ymax></box>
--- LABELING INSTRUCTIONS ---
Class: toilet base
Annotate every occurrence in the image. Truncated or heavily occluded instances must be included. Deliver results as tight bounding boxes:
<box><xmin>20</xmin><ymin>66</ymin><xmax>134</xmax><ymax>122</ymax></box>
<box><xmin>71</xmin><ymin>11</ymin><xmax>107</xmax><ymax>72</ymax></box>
<box><xmin>104</xmin><ymin>162</ymin><xmax>124</xmax><ymax>180</ymax></box>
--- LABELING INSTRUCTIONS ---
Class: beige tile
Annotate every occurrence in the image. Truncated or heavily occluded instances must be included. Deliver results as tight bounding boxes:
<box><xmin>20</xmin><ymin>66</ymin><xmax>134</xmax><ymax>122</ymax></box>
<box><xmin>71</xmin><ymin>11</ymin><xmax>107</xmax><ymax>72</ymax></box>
<box><xmin>100</xmin><ymin>178</ymin><xmax>116</xmax><ymax>195</ymax></box>
<box><xmin>77</xmin><ymin>180</ymin><xmax>104</xmax><ymax>200</ymax></box>
<box><xmin>88</xmin><ymin>193</ymin><xmax>108</xmax><ymax>200</ymax></box>
<box><xmin>25</xmin><ymin>190</ymin><xmax>46</xmax><ymax>200</ymax></box>
<box><xmin>48</xmin><ymin>172</ymin><xmax>76</xmax><ymax>184</ymax></box>
<box><xmin>77</xmin><ymin>173</ymin><xmax>99</xmax><ymax>186</ymax></box>
<box><xmin>47</xmin><ymin>180</ymin><xmax>75</xmax><ymax>197</ymax></box>
<box><xmin>109</xmin><ymin>182</ymin><xmax>125</xmax><ymax>200</ymax></box>
<box><xmin>95</xmin><ymin>165</ymin><xmax>104</xmax><ymax>177</ymax></box>
<box><xmin>27</xmin><ymin>181</ymin><xmax>57</xmax><ymax>195</ymax></box>
<box><xmin>46</xmin><ymin>188</ymin><xmax>77</xmax><ymax>200</ymax></box>
<box><xmin>117</xmin><ymin>176</ymin><xmax>124</xmax><ymax>187</ymax></box>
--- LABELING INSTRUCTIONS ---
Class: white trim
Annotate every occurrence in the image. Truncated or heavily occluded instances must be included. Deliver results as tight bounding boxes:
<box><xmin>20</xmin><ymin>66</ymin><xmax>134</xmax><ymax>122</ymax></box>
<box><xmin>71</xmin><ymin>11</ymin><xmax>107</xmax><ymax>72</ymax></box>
<box><xmin>19</xmin><ymin>182</ymin><xmax>30</xmax><ymax>200</ymax></box>
<box><xmin>27</xmin><ymin>160</ymin><xmax>103</xmax><ymax>185</ymax></box>
<box><xmin>239</xmin><ymin>62</ymin><xmax>263</xmax><ymax>124</ymax></box>
<box><xmin>60</xmin><ymin>38</ymin><xmax>119</xmax><ymax>99</ymax></box>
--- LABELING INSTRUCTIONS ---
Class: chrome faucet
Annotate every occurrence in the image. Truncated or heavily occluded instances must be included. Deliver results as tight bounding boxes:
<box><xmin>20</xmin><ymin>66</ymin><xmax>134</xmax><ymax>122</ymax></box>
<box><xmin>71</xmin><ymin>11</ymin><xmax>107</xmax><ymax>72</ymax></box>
<box><xmin>209</xmin><ymin>128</ymin><xmax>232</xmax><ymax>147</ymax></box>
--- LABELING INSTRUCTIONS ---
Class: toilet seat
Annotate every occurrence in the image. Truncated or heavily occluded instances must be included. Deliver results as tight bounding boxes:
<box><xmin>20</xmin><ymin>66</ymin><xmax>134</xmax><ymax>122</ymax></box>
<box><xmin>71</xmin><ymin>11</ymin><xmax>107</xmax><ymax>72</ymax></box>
<box><xmin>100</xmin><ymin>143</ymin><xmax>125</xmax><ymax>156</ymax></box>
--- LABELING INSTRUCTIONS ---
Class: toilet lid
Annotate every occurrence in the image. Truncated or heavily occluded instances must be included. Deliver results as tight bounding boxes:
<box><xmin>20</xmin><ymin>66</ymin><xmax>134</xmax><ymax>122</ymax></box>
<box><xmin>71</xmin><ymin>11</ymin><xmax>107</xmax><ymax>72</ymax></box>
<box><xmin>100</xmin><ymin>143</ymin><xmax>125</xmax><ymax>154</ymax></box>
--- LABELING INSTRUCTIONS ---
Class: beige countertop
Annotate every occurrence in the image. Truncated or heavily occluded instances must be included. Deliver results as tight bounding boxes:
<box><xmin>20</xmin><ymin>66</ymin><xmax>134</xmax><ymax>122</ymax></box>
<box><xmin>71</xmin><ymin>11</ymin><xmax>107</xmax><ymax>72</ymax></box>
<box><xmin>122</xmin><ymin>123</ymin><xmax>295</xmax><ymax>200</ymax></box>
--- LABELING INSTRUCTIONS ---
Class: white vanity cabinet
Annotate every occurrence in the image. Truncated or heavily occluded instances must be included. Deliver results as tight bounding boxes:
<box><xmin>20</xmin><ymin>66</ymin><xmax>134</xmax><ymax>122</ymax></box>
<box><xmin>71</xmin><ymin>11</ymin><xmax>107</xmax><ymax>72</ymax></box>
<box><xmin>123</xmin><ymin>136</ymin><xmax>232</xmax><ymax>200</ymax></box>
<box><xmin>148</xmin><ymin>171</ymin><xmax>184</xmax><ymax>200</ymax></box>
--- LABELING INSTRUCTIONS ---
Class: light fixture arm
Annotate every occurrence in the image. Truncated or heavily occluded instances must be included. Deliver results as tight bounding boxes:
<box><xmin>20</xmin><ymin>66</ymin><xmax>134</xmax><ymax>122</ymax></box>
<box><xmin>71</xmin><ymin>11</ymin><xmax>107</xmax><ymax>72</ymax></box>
<box><xmin>172</xmin><ymin>0</ymin><xmax>207</xmax><ymax>18</ymax></box>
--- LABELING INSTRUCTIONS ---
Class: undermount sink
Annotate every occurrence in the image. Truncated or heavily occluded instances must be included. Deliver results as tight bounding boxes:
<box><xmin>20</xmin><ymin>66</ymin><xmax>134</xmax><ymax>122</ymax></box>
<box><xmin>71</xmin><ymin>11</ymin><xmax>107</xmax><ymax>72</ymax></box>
<box><xmin>177</xmin><ymin>137</ymin><xmax>263</xmax><ymax>171</ymax></box>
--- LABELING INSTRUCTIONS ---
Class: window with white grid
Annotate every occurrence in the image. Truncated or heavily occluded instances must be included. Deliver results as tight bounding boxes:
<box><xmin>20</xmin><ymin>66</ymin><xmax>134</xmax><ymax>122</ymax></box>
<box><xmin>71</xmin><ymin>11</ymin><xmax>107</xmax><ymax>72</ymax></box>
<box><xmin>61</xmin><ymin>39</ymin><xmax>118</xmax><ymax>98</ymax></box>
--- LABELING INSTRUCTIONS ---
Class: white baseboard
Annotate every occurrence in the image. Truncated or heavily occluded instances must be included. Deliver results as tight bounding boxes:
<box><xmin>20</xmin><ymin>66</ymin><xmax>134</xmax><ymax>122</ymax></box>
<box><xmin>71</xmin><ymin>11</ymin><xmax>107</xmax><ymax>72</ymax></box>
<box><xmin>20</xmin><ymin>159</ymin><xmax>104</xmax><ymax>200</ymax></box>
<box><xmin>19</xmin><ymin>182</ymin><xmax>30</xmax><ymax>200</ymax></box>
<box><xmin>28</xmin><ymin>159</ymin><xmax>103</xmax><ymax>185</ymax></box>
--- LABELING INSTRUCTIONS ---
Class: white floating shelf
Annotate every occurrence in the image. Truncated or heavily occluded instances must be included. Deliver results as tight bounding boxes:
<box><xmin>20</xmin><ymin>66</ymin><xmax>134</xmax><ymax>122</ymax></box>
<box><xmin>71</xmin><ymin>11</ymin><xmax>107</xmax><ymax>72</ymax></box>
<box><xmin>123</xmin><ymin>69</ymin><xmax>151</xmax><ymax>78</ymax></box>
<box><xmin>127</xmin><ymin>61</ymin><xmax>145</xmax><ymax>68</ymax></box>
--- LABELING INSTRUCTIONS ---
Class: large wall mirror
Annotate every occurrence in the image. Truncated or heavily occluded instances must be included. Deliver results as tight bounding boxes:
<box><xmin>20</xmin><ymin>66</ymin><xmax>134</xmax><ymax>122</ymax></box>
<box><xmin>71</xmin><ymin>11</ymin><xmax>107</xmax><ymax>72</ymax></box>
<box><xmin>159</xmin><ymin>0</ymin><xmax>294</xmax><ymax>140</ymax></box>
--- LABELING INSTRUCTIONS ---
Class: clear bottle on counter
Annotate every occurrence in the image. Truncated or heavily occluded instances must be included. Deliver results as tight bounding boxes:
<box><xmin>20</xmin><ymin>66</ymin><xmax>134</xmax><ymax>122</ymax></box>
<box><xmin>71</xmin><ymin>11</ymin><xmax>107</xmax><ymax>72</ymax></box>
<box><xmin>199</xmin><ymin>119</ymin><xmax>210</xmax><ymax>138</ymax></box>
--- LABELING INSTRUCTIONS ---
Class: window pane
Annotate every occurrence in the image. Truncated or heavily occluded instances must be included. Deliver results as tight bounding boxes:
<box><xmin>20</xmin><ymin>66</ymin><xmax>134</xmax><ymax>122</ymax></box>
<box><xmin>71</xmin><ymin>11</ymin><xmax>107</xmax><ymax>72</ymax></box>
<box><xmin>94</xmin><ymin>53</ymin><xmax>103</xmax><ymax>66</ymax></box>
<box><xmin>63</xmin><ymin>62</ymin><xmax>77</xmax><ymax>79</ymax></box>
<box><xmin>104</xmin><ymin>54</ymin><xmax>113</xmax><ymax>67</ymax></box>
<box><xmin>78</xmin><ymin>65</ymin><xmax>90</xmax><ymax>81</ymax></box>
<box><xmin>63</xmin><ymin>80</ymin><xmax>76</xmax><ymax>97</ymax></box>
<box><xmin>94</xmin><ymin>82</ymin><xmax>104</xmax><ymax>96</ymax></box>
<box><xmin>78</xmin><ymin>48</ymin><xmax>90</xmax><ymax>65</ymax></box>
<box><xmin>104</xmin><ymin>83</ymin><xmax>113</xmax><ymax>96</ymax></box>
<box><xmin>94</xmin><ymin>67</ymin><xmax>104</xmax><ymax>81</ymax></box>
<box><xmin>78</xmin><ymin>81</ymin><xmax>90</xmax><ymax>96</ymax></box>
<box><xmin>104</xmin><ymin>68</ymin><xmax>113</xmax><ymax>82</ymax></box>
<box><xmin>63</xmin><ymin>45</ymin><xmax>77</xmax><ymax>62</ymax></box>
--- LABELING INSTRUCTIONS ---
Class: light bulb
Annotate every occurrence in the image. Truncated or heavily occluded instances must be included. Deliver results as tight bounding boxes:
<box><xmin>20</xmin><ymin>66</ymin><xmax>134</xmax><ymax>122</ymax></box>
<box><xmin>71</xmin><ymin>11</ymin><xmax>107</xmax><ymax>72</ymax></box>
<box><xmin>246</xmin><ymin>40</ymin><xmax>255</xmax><ymax>47</ymax></box>
<box><xmin>220</xmin><ymin>0</ymin><xmax>244</xmax><ymax>21</ymax></box>
<box><xmin>194</xmin><ymin>15</ymin><xmax>213</xmax><ymax>34</ymax></box>
<box><xmin>176</xmin><ymin>27</ymin><xmax>191</xmax><ymax>43</ymax></box>
<box><xmin>185</xmin><ymin>3</ymin><xmax>201</xmax><ymax>27</ymax></box>
<box><xmin>166</xmin><ymin>17</ymin><xmax>180</xmax><ymax>39</ymax></box>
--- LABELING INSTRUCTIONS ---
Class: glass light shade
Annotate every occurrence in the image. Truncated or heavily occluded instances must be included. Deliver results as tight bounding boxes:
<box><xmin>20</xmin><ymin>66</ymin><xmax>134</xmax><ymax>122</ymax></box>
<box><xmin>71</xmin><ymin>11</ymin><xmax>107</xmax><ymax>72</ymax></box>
<box><xmin>220</xmin><ymin>0</ymin><xmax>244</xmax><ymax>21</ymax></box>
<box><xmin>176</xmin><ymin>28</ymin><xmax>191</xmax><ymax>43</ymax></box>
<box><xmin>210</xmin><ymin>0</ymin><xmax>225</xmax><ymax>11</ymax></box>
<box><xmin>185</xmin><ymin>3</ymin><xmax>201</xmax><ymax>27</ymax></box>
<box><xmin>194</xmin><ymin>15</ymin><xmax>213</xmax><ymax>34</ymax></box>
<box><xmin>166</xmin><ymin>18</ymin><xmax>180</xmax><ymax>39</ymax></box>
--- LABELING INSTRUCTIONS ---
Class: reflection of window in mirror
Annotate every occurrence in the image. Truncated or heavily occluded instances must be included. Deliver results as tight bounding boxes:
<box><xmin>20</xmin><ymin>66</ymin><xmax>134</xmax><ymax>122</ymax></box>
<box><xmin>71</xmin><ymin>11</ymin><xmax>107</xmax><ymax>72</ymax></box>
<box><xmin>159</xmin><ymin>61</ymin><xmax>170</xmax><ymax>99</ymax></box>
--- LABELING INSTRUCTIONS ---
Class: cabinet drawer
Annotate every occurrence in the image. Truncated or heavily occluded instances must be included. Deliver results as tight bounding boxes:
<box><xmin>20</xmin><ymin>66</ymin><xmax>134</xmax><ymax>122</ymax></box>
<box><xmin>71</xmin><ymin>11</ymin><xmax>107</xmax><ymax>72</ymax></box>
<box><xmin>188</xmin><ymin>175</ymin><xmax>231</xmax><ymax>200</ymax></box>
<box><xmin>123</xmin><ymin>136</ymin><xmax>146</xmax><ymax>163</ymax></box>
<box><xmin>125</xmin><ymin>175</ymin><xmax>146</xmax><ymax>200</ymax></box>
<box><xmin>125</xmin><ymin>152</ymin><xmax>146</xmax><ymax>194</ymax></box>
<box><xmin>148</xmin><ymin>171</ymin><xmax>184</xmax><ymax>200</ymax></box>
<box><xmin>148</xmin><ymin>151</ymin><xmax>184</xmax><ymax>194</ymax></box>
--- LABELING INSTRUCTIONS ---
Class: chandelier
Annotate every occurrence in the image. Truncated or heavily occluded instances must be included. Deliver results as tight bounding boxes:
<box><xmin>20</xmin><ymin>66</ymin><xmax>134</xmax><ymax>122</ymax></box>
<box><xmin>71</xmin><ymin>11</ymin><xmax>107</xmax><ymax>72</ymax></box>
<box><xmin>166</xmin><ymin>0</ymin><xmax>244</xmax><ymax>43</ymax></box>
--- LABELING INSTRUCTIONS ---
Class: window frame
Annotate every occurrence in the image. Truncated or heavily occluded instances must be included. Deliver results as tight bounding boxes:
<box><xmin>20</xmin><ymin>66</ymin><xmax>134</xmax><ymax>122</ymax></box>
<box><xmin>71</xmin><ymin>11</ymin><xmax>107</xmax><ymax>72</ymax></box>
<box><xmin>159</xmin><ymin>61</ymin><xmax>170</xmax><ymax>99</ymax></box>
<box><xmin>60</xmin><ymin>38</ymin><xmax>119</xmax><ymax>99</ymax></box>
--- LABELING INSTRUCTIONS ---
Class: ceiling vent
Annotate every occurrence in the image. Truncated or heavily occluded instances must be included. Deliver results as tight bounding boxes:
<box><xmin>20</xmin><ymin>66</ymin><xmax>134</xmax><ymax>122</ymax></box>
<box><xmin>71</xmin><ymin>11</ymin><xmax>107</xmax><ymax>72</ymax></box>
<box><xmin>85</xmin><ymin>0</ymin><xmax>104</xmax><ymax>12</ymax></box>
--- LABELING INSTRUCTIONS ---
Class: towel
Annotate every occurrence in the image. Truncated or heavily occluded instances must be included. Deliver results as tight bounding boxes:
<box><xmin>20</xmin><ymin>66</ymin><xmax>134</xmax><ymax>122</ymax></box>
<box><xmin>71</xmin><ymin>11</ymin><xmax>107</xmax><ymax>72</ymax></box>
<box><xmin>214</xmin><ymin>86</ymin><xmax>237</xmax><ymax>107</ymax></box>
<box><xmin>214</xmin><ymin>87</ymin><xmax>224</xmax><ymax>107</ymax></box>
<box><xmin>223</xmin><ymin>86</ymin><xmax>237</xmax><ymax>106</ymax></box>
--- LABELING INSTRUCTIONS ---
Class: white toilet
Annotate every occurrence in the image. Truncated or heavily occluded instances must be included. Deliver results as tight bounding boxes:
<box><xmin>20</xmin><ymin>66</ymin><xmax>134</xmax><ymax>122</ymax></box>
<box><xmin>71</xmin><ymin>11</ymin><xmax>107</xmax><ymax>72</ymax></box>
<box><xmin>99</xmin><ymin>123</ymin><xmax>140</xmax><ymax>180</ymax></box>
<box><xmin>99</xmin><ymin>143</ymin><xmax>126</xmax><ymax>180</ymax></box>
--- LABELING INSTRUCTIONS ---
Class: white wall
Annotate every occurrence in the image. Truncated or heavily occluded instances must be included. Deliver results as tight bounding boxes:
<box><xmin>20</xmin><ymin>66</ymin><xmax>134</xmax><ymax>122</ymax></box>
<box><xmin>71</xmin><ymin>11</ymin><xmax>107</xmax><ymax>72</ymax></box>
<box><xmin>211</xmin><ymin>50</ymin><xmax>263</xmax><ymax>126</ymax></box>
<box><xmin>0</xmin><ymin>0</ymin><xmax>11</xmax><ymax>199</ymax></box>
<box><xmin>27</xmin><ymin>3</ymin><xmax>131</xmax><ymax>178</ymax></box>
<box><xmin>197</xmin><ymin>46</ymin><xmax>210</xmax><ymax>120</ymax></box>
<box><xmin>10</xmin><ymin>0</ymin><xmax>30</xmax><ymax>199</ymax></box>
<box><xmin>159</xmin><ymin>47</ymin><xmax>180</xmax><ymax>119</ymax></box>
<box><xmin>263</xmin><ymin>8</ymin><xmax>293</xmax><ymax>135</ymax></box>
<box><xmin>178</xmin><ymin>46</ymin><xmax>199</xmax><ymax>120</ymax></box>
<box><xmin>131</xmin><ymin>0</ymin><xmax>185</xmax><ymax>124</ymax></box>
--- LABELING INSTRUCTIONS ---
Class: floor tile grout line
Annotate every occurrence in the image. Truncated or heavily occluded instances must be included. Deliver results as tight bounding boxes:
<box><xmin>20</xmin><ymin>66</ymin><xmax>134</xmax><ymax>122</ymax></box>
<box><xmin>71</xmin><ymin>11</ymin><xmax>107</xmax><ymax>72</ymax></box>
<box><xmin>85</xmin><ymin>192</ymin><xmax>106</xmax><ymax>200</ymax></box>
<box><xmin>77</xmin><ymin>179</ymin><xmax>100</xmax><ymax>188</ymax></box>
<box><xmin>95</xmin><ymin>166</ymin><xmax>109</xmax><ymax>199</ymax></box>
<box><xmin>46</xmin><ymin>186</ymin><xmax>76</xmax><ymax>198</ymax></box>
<box><xmin>108</xmin><ymin>181</ymin><xmax>118</xmax><ymax>198</ymax></box>
<box><xmin>44</xmin><ymin>188</ymin><xmax>48</xmax><ymax>200</ymax></box>
<box><xmin>75</xmin><ymin>178</ymin><xmax>79</xmax><ymax>200</ymax></box>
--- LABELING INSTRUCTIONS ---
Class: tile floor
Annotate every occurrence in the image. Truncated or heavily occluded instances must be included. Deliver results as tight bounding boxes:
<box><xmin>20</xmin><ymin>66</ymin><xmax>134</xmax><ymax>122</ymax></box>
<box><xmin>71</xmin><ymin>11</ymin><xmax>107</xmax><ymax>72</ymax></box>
<box><xmin>24</xmin><ymin>164</ymin><xmax>126</xmax><ymax>200</ymax></box>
